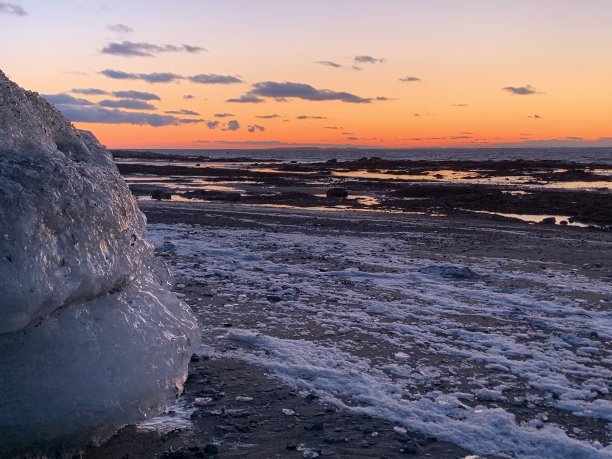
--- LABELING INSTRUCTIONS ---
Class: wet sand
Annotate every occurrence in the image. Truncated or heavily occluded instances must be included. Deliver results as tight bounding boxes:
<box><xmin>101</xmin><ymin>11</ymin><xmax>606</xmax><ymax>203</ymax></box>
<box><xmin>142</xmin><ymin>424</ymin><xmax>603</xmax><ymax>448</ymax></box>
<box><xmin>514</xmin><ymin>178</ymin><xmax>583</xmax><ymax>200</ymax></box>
<box><xmin>114</xmin><ymin>153</ymin><xmax>612</xmax><ymax>228</ymax></box>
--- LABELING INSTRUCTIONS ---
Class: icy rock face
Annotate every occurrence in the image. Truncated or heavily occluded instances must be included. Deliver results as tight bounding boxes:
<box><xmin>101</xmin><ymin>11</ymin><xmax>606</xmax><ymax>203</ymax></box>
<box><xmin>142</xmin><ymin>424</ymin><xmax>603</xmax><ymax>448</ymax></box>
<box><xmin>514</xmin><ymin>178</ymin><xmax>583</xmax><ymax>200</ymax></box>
<box><xmin>0</xmin><ymin>70</ymin><xmax>153</xmax><ymax>333</ymax></box>
<box><xmin>0</xmin><ymin>70</ymin><xmax>200</xmax><ymax>455</ymax></box>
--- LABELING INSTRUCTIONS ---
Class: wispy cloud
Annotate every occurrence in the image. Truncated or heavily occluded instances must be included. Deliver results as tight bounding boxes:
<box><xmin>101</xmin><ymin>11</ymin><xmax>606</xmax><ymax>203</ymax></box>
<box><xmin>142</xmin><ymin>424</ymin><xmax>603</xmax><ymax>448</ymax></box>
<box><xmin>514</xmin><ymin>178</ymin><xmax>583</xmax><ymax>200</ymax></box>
<box><xmin>165</xmin><ymin>109</ymin><xmax>200</xmax><ymax>116</ymax></box>
<box><xmin>227</xmin><ymin>95</ymin><xmax>266</xmax><ymax>104</ymax></box>
<box><xmin>399</xmin><ymin>76</ymin><xmax>421</xmax><ymax>82</ymax></box>
<box><xmin>246</xmin><ymin>81</ymin><xmax>373</xmax><ymax>104</ymax></box>
<box><xmin>354</xmin><ymin>55</ymin><xmax>385</xmax><ymax>64</ymax></box>
<box><xmin>183</xmin><ymin>94</ymin><xmax>195</xmax><ymax>100</ymax></box>
<box><xmin>72</xmin><ymin>88</ymin><xmax>109</xmax><ymax>96</ymax></box>
<box><xmin>112</xmin><ymin>90</ymin><xmax>160</xmax><ymax>101</ymax></box>
<box><xmin>214</xmin><ymin>113</ymin><xmax>235</xmax><ymax>118</ymax></box>
<box><xmin>44</xmin><ymin>93</ymin><xmax>202</xmax><ymax>126</ymax></box>
<box><xmin>296</xmin><ymin>115</ymin><xmax>327</xmax><ymax>120</ymax></box>
<box><xmin>189</xmin><ymin>74</ymin><xmax>243</xmax><ymax>84</ymax></box>
<box><xmin>99</xmin><ymin>99</ymin><xmax>156</xmax><ymax>110</ymax></box>
<box><xmin>100</xmin><ymin>69</ymin><xmax>183</xmax><ymax>83</ymax></box>
<box><xmin>222</xmin><ymin>120</ymin><xmax>241</xmax><ymax>131</ymax></box>
<box><xmin>106</xmin><ymin>24</ymin><xmax>133</xmax><ymax>34</ymax></box>
<box><xmin>315</xmin><ymin>61</ymin><xmax>342</xmax><ymax>68</ymax></box>
<box><xmin>205</xmin><ymin>120</ymin><xmax>241</xmax><ymax>131</ymax></box>
<box><xmin>248</xmin><ymin>124</ymin><xmax>266</xmax><ymax>133</ymax></box>
<box><xmin>61</xmin><ymin>106</ymin><xmax>203</xmax><ymax>126</ymax></box>
<box><xmin>452</xmin><ymin>104</ymin><xmax>469</xmax><ymax>107</ymax></box>
<box><xmin>528</xmin><ymin>114</ymin><xmax>543</xmax><ymax>119</ymax></box>
<box><xmin>256</xmin><ymin>114</ymin><xmax>280</xmax><ymax>119</ymax></box>
<box><xmin>101</xmin><ymin>41</ymin><xmax>206</xmax><ymax>57</ymax></box>
<box><xmin>43</xmin><ymin>94</ymin><xmax>93</xmax><ymax>106</ymax></box>
<box><xmin>72</xmin><ymin>88</ymin><xmax>161</xmax><ymax>101</ymax></box>
<box><xmin>0</xmin><ymin>3</ymin><xmax>26</xmax><ymax>16</ymax></box>
<box><xmin>502</xmin><ymin>85</ymin><xmax>541</xmax><ymax>95</ymax></box>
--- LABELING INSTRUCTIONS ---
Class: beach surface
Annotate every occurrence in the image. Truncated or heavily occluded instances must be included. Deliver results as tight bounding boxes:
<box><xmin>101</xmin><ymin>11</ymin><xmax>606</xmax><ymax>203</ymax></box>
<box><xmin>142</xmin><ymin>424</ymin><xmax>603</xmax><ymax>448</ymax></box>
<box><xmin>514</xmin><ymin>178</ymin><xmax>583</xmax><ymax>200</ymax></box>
<box><xmin>86</xmin><ymin>202</ymin><xmax>611</xmax><ymax>458</ymax></box>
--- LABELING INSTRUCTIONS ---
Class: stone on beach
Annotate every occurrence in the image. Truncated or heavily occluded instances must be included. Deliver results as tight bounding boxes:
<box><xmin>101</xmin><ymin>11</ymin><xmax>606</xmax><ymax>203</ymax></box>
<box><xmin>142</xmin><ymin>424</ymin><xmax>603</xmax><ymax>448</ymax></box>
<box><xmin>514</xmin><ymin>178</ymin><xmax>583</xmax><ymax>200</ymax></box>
<box><xmin>0</xmin><ymin>69</ymin><xmax>200</xmax><ymax>455</ymax></box>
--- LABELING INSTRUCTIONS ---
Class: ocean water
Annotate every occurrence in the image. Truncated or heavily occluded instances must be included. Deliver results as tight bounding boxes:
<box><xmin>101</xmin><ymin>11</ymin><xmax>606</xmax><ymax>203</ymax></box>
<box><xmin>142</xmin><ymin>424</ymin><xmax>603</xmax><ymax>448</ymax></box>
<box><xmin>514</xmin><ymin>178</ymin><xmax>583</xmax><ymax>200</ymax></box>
<box><xmin>142</xmin><ymin>147</ymin><xmax>612</xmax><ymax>164</ymax></box>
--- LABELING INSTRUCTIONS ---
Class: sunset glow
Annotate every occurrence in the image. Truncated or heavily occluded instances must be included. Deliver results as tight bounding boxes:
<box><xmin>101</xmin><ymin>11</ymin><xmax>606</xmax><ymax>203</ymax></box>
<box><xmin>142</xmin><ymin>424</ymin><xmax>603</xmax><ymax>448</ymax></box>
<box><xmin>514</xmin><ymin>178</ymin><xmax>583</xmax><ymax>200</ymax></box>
<box><xmin>2</xmin><ymin>0</ymin><xmax>612</xmax><ymax>149</ymax></box>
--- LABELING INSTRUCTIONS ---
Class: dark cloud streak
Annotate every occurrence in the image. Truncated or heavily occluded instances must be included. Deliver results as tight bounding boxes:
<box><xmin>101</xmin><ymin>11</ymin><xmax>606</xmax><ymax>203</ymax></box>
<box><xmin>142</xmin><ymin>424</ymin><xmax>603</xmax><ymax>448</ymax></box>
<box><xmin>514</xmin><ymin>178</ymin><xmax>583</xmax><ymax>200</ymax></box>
<box><xmin>248</xmin><ymin>81</ymin><xmax>372</xmax><ymax>104</ymax></box>
<box><xmin>189</xmin><ymin>74</ymin><xmax>243</xmax><ymax>84</ymax></box>
<box><xmin>0</xmin><ymin>2</ymin><xmax>26</xmax><ymax>16</ymax></box>
<box><xmin>101</xmin><ymin>41</ymin><xmax>206</xmax><ymax>57</ymax></box>
<box><xmin>502</xmin><ymin>85</ymin><xmax>540</xmax><ymax>95</ymax></box>
<box><xmin>99</xmin><ymin>99</ymin><xmax>156</xmax><ymax>110</ymax></box>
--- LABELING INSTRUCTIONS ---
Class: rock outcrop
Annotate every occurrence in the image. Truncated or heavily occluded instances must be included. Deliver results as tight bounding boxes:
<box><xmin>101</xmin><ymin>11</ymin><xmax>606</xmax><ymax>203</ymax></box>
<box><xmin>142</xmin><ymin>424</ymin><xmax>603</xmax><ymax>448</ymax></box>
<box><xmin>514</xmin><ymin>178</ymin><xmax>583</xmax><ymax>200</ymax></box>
<box><xmin>0</xmin><ymin>70</ymin><xmax>200</xmax><ymax>456</ymax></box>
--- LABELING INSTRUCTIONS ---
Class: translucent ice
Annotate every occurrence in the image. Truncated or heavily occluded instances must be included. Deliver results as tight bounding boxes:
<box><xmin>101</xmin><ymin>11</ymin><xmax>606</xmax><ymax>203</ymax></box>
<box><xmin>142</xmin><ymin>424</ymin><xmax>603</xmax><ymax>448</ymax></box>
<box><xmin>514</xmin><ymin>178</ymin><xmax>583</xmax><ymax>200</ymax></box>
<box><xmin>0</xmin><ymin>70</ymin><xmax>200</xmax><ymax>455</ymax></box>
<box><xmin>0</xmin><ymin>70</ymin><xmax>152</xmax><ymax>333</ymax></box>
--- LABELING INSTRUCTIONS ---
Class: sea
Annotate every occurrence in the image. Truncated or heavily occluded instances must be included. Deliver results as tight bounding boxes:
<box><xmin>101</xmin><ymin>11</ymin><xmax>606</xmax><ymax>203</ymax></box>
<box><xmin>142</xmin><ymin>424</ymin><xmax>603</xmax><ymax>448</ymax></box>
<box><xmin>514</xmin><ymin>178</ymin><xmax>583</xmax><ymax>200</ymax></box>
<box><xmin>140</xmin><ymin>147</ymin><xmax>612</xmax><ymax>164</ymax></box>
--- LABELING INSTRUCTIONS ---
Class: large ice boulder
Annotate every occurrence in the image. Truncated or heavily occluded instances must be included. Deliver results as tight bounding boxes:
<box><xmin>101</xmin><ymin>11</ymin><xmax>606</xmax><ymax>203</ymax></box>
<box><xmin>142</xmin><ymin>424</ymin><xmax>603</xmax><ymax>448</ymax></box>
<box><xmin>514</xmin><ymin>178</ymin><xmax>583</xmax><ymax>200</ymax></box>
<box><xmin>0</xmin><ymin>70</ymin><xmax>200</xmax><ymax>455</ymax></box>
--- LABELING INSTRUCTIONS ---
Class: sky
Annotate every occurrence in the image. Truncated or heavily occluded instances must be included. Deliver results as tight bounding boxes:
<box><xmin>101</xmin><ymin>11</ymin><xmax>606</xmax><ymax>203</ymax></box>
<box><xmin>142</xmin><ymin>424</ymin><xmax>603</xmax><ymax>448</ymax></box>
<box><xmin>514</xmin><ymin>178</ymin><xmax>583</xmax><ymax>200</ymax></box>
<box><xmin>1</xmin><ymin>0</ymin><xmax>612</xmax><ymax>149</ymax></box>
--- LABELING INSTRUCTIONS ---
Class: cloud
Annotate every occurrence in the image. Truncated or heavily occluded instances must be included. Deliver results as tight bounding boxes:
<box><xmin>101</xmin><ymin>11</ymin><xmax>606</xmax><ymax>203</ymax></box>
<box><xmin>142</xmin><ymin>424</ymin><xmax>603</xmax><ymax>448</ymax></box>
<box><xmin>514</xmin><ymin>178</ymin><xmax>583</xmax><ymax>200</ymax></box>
<box><xmin>0</xmin><ymin>3</ymin><xmax>26</xmax><ymax>16</ymax></box>
<box><xmin>452</xmin><ymin>104</ymin><xmax>469</xmax><ymax>107</ymax></box>
<box><xmin>256</xmin><ymin>114</ymin><xmax>280</xmax><ymax>119</ymax></box>
<box><xmin>296</xmin><ymin>115</ymin><xmax>327</xmax><ymax>120</ymax></box>
<box><xmin>223</xmin><ymin>120</ymin><xmax>241</xmax><ymax>131</ymax></box>
<box><xmin>43</xmin><ymin>94</ymin><xmax>93</xmax><ymax>106</ymax></box>
<box><xmin>72</xmin><ymin>88</ymin><xmax>109</xmax><ymax>96</ymax></box>
<box><xmin>399</xmin><ymin>76</ymin><xmax>421</xmax><ymax>82</ymax></box>
<box><xmin>112</xmin><ymin>90</ymin><xmax>160</xmax><ymax>100</ymax></box>
<box><xmin>214</xmin><ymin>113</ymin><xmax>235</xmax><ymax>118</ymax></box>
<box><xmin>99</xmin><ymin>99</ymin><xmax>156</xmax><ymax>110</ymax></box>
<box><xmin>165</xmin><ymin>109</ymin><xmax>200</xmax><ymax>116</ymax></box>
<box><xmin>528</xmin><ymin>114</ymin><xmax>543</xmax><ymax>119</ymax></box>
<box><xmin>375</xmin><ymin>96</ymin><xmax>394</xmax><ymax>101</ymax></box>
<box><xmin>248</xmin><ymin>81</ymin><xmax>372</xmax><ymax>104</ymax></box>
<box><xmin>352</xmin><ymin>66</ymin><xmax>363</xmax><ymax>71</ymax></box>
<box><xmin>354</xmin><ymin>55</ymin><xmax>384</xmax><ymax>64</ymax></box>
<box><xmin>189</xmin><ymin>74</ymin><xmax>243</xmax><ymax>84</ymax></box>
<box><xmin>106</xmin><ymin>24</ymin><xmax>133</xmax><ymax>34</ymax></box>
<box><xmin>502</xmin><ymin>85</ymin><xmax>540</xmax><ymax>95</ymax></box>
<box><xmin>227</xmin><ymin>95</ymin><xmax>265</xmax><ymax>104</ymax></box>
<box><xmin>101</xmin><ymin>41</ymin><xmax>206</xmax><ymax>57</ymax></box>
<box><xmin>206</xmin><ymin>121</ymin><xmax>220</xmax><ymax>129</ymax></box>
<box><xmin>315</xmin><ymin>61</ymin><xmax>342</xmax><ymax>68</ymax></box>
<box><xmin>45</xmin><ymin>92</ymin><xmax>201</xmax><ymax>127</ymax></box>
<box><xmin>248</xmin><ymin>124</ymin><xmax>266</xmax><ymax>133</ymax></box>
<box><xmin>52</xmin><ymin>105</ymin><xmax>204</xmax><ymax>127</ymax></box>
<box><xmin>183</xmin><ymin>94</ymin><xmax>195</xmax><ymax>100</ymax></box>
<box><xmin>325</xmin><ymin>126</ymin><xmax>341</xmax><ymax>130</ymax></box>
<box><xmin>100</xmin><ymin>69</ymin><xmax>183</xmax><ymax>83</ymax></box>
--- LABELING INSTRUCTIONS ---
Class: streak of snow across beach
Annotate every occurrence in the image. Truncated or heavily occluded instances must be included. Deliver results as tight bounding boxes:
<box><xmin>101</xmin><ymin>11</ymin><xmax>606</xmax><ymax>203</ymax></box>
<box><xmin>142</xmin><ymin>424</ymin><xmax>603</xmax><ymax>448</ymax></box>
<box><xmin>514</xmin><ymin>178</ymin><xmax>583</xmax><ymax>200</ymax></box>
<box><xmin>147</xmin><ymin>217</ymin><xmax>612</xmax><ymax>459</ymax></box>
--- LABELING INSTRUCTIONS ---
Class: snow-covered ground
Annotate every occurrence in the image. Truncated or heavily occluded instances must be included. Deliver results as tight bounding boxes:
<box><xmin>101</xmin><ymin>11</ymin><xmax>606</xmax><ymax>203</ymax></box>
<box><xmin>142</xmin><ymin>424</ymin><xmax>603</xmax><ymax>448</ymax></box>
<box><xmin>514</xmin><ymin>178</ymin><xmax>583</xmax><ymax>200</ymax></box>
<box><xmin>148</xmin><ymin>217</ymin><xmax>612</xmax><ymax>459</ymax></box>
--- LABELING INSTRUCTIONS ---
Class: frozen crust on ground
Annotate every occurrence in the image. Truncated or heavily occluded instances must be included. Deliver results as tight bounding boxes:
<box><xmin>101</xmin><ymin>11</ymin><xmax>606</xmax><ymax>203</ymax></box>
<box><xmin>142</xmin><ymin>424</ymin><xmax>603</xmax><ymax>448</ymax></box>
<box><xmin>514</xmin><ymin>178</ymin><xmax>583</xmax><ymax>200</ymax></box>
<box><xmin>0</xmin><ymin>69</ymin><xmax>151</xmax><ymax>333</ymax></box>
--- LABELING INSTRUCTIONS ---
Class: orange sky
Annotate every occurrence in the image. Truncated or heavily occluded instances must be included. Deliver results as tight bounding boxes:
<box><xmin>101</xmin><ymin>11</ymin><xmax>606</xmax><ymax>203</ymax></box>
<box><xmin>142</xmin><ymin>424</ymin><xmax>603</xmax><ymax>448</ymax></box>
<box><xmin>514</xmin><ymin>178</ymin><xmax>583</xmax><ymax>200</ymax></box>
<box><xmin>2</xmin><ymin>0</ymin><xmax>612</xmax><ymax>149</ymax></box>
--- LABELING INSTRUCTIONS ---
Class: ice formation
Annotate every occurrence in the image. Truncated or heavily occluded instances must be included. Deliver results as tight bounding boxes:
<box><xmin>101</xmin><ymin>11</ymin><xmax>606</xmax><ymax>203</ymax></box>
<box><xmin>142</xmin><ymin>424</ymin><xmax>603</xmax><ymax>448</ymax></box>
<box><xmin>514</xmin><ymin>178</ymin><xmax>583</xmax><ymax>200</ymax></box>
<box><xmin>0</xmin><ymin>70</ymin><xmax>200</xmax><ymax>455</ymax></box>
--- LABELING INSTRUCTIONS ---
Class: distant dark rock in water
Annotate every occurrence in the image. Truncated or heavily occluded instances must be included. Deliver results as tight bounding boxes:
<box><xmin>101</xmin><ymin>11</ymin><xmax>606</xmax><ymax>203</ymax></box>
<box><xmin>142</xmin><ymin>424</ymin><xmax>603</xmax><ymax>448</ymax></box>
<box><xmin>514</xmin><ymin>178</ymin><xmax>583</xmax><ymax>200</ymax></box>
<box><xmin>151</xmin><ymin>188</ymin><xmax>174</xmax><ymax>200</ymax></box>
<box><xmin>183</xmin><ymin>189</ymin><xmax>242</xmax><ymax>202</ymax></box>
<box><xmin>539</xmin><ymin>217</ymin><xmax>557</xmax><ymax>225</ymax></box>
<box><xmin>420</xmin><ymin>265</ymin><xmax>482</xmax><ymax>281</ymax></box>
<box><xmin>0</xmin><ymin>69</ymin><xmax>199</xmax><ymax>456</ymax></box>
<box><xmin>327</xmin><ymin>187</ymin><xmax>349</xmax><ymax>199</ymax></box>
